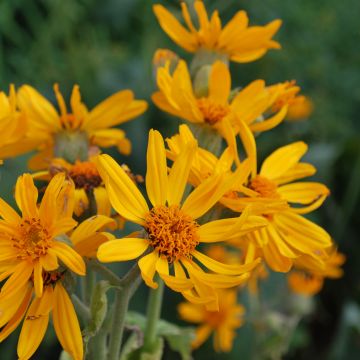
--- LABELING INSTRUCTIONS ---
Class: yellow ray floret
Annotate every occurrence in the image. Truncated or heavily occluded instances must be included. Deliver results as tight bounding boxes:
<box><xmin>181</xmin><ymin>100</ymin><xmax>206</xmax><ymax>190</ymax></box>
<box><xmin>153</xmin><ymin>1</ymin><xmax>281</xmax><ymax>63</ymax></box>
<box><xmin>95</xmin><ymin>130</ymin><xmax>267</xmax><ymax>310</ymax></box>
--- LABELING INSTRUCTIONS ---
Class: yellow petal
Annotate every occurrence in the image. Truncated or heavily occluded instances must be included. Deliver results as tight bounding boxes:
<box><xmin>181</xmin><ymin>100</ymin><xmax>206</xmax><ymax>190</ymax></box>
<box><xmin>94</xmin><ymin>187</ymin><xmax>112</xmax><ymax>216</ymax></box>
<box><xmin>49</xmin><ymin>242</ymin><xmax>86</xmax><ymax>276</ymax></box>
<box><xmin>94</xmin><ymin>154</ymin><xmax>148</xmax><ymax>225</ymax></box>
<box><xmin>17</xmin><ymin>286</ymin><xmax>53</xmax><ymax>360</ymax></box>
<box><xmin>192</xmin><ymin>250</ymin><xmax>261</xmax><ymax>275</ymax></box>
<box><xmin>0</xmin><ymin>262</ymin><xmax>33</xmax><ymax>301</ymax></box>
<box><xmin>97</xmin><ymin>238</ymin><xmax>149</xmax><ymax>263</ymax></box>
<box><xmin>33</xmin><ymin>261</ymin><xmax>43</xmax><ymax>298</ymax></box>
<box><xmin>40</xmin><ymin>252</ymin><xmax>59</xmax><ymax>271</ymax></box>
<box><xmin>260</xmin><ymin>142</ymin><xmax>308</xmax><ymax>181</ymax></box>
<box><xmin>153</xmin><ymin>4</ymin><xmax>197</xmax><ymax>52</ymax></box>
<box><xmin>277</xmin><ymin>182</ymin><xmax>330</xmax><ymax>205</ymax></box>
<box><xmin>53</xmin><ymin>283</ymin><xmax>83</xmax><ymax>360</ymax></box>
<box><xmin>0</xmin><ymin>285</ymin><xmax>32</xmax><ymax>342</ymax></box>
<box><xmin>71</xmin><ymin>215</ymin><xmax>115</xmax><ymax>245</ymax></box>
<box><xmin>209</xmin><ymin>61</ymin><xmax>231</xmax><ymax>104</ymax></box>
<box><xmin>15</xmin><ymin>174</ymin><xmax>39</xmax><ymax>219</ymax></box>
<box><xmin>249</xmin><ymin>105</ymin><xmax>287</xmax><ymax>132</ymax></box>
<box><xmin>192</xmin><ymin>325</ymin><xmax>212</xmax><ymax>349</ymax></box>
<box><xmin>177</xmin><ymin>302</ymin><xmax>205</xmax><ymax>324</ymax></box>
<box><xmin>138</xmin><ymin>251</ymin><xmax>159</xmax><ymax>289</ymax></box>
<box><xmin>0</xmin><ymin>197</ymin><xmax>21</xmax><ymax>224</ymax></box>
<box><xmin>146</xmin><ymin>129</ymin><xmax>168</xmax><ymax>207</ymax></box>
<box><xmin>167</xmin><ymin>140</ymin><xmax>196</xmax><ymax>206</ymax></box>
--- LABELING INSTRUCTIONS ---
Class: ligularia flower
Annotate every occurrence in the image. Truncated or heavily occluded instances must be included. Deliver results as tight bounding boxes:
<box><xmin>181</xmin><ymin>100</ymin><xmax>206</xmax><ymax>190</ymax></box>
<box><xmin>95</xmin><ymin>130</ymin><xmax>267</xmax><ymax>310</ymax></box>
<box><xmin>17</xmin><ymin>84</ymin><xmax>148</xmax><ymax>169</ymax></box>
<box><xmin>153</xmin><ymin>0</ymin><xmax>281</xmax><ymax>63</ymax></box>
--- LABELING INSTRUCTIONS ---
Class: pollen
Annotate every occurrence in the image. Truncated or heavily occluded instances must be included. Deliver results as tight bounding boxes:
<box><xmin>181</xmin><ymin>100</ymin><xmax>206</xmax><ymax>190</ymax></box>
<box><xmin>145</xmin><ymin>205</ymin><xmax>200</xmax><ymax>263</ymax></box>
<box><xmin>249</xmin><ymin>175</ymin><xmax>280</xmax><ymax>198</ymax></box>
<box><xmin>60</xmin><ymin>113</ymin><xmax>82</xmax><ymax>130</ymax></box>
<box><xmin>69</xmin><ymin>160</ymin><xmax>102</xmax><ymax>191</ymax></box>
<box><xmin>13</xmin><ymin>218</ymin><xmax>51</xmax><ymax>260</ymax></box>
<box><xmin>197</xmin><ymin>98</ymin><xmax>230</xmax><ymax>125</ymax></box>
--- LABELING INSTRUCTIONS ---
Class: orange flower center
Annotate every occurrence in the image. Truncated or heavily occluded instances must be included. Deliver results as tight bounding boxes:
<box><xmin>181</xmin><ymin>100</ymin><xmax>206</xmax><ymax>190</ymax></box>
<box><xmin>13</xmin><ymin>218</ymin><xmax>51</xmax><ymax>260</ymax></box>
<box><xmin>205</xmin><ymin>309</ymin><xmax>227</xmax><ymax>328</ymax></box>
<box><xmin>145</xmin><ymin>205</ymin><xmax>200</xmax><ymax>263</ymax></box>
<box><xmin>42</xmin><ymin>271</ymin><xmax>64</xmax><ymax>286</ymax></box>
<box><xmin>69</xmin><ymin>161</ymin><xmax>102</xmax><ymax>190</ymax></box>
<box><xmin>197</xmin><ymin>98</ymin><xmax>230</xmax><ymax>125</ymax></box>
<box><xmin>249</xmin><ymin>175</ymin><xmax>279</xmax><ymax>198</ymax></box>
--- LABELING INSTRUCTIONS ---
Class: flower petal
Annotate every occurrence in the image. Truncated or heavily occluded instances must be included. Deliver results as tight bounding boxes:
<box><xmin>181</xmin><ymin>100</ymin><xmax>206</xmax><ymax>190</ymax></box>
<box><xmin>53</xmin><ymin>283</ymin><xmax>83</xmax><ymax>360</ymax></box>
<box><xmin>146</xmin><ymin>129</ymin><xmax>168</xmax><ymax>207</ymax></box>
<box><xmin>97</xmin><ymin>238</ymin><xmax>149</xmax><ymax>263</ymax></box>
<box><xmin>15</xmin><ymin>174</ymin><xmax>39</xmax><ymax>219</ymax></box>
<box><xmin>138</xmin><ymin>251</ymin><xmax>159</xmax><ymax>289</ymax></box>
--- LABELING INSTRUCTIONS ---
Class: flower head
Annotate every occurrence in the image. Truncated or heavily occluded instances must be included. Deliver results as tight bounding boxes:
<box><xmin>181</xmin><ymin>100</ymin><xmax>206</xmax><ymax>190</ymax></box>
<box><xmin>0</xmin><ymin>173</ymin><xmax>85</xmax><ymax>300</ymax></box>
<box><xmin>178</xmin><ymin>289</ymin><xmax>245</xmax><ymax>352</ymax></box>
<box><xmin>227</xmin><ymin>142</ymin><xmax>332</xmax><ymax>273</ymax></box>
<box><xmin>17</xmin><ymin>84</ymin><xmax>148</xmax><ymax>169</ymax></box>
<box><xmin>95</xmin><ymin>130</ymin><xmax>266</xmax><ymax>309</ymax></box>
<box><xmin>0</xmin><ymin>270</ymin><xmax>83</xmax><ymax>360</ymax></box>
<box><xmin>0</xmin><ymin>85</ymin><xmax>38</xmax><ymax>160</ymax></box>
<box><xmin>153</xmin><ymin>60</ymin><xmax>293</xmax><ymax>154</ymax></box>
<box><xmin>153</xmin><ymin>1</ymin><xmax>281</xmax><ymax>63</ymax></box>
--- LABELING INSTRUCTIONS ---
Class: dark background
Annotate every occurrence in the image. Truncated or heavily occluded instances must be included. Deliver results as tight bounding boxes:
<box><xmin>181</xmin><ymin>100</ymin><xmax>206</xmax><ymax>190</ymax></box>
<box><xmin>0</xmin><ymin>0</ymin><xmax>359</xmax><ymax>358</ymax></box>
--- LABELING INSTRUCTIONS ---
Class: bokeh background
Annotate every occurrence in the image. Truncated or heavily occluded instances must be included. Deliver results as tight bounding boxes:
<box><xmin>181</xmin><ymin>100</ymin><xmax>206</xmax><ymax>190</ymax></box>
<box><xmin>1</xmin><ymin>0</ymin><xmax>360</xmax><ymax>359</ymax></box>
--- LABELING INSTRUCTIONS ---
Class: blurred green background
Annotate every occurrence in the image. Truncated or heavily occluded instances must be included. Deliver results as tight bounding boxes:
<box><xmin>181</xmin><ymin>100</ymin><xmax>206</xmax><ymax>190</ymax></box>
<box><xmin>1</xmin><ymin>0</ymin><xmax>360</xmax><ymax>359</ymax></box>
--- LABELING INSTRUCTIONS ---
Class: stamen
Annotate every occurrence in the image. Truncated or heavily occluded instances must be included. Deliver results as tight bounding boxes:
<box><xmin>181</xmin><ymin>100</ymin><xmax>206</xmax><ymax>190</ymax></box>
<box><xmin>249</xmin><ymin>175</ymin><xmax>279</xmax><ymax>198</ymax></box>
<box><xmin>197</xmin><ymin>98</ymin><xmax>230</xmax><ymax>125</ymax></box>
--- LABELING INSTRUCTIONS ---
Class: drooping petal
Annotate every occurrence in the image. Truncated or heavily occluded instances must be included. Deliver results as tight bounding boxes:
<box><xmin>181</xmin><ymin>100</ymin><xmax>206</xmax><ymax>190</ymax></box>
<box><xmin>33</xmin><ymin>261</ymin><xmax>43</xmax><ymax>298</ymax></box>
<box><xmin>0</xmin><ymin>197</ymin><xmax>21</xmax><ymax>224</ymax></box>
<box><xmin>17</xmin><ymin>286</ymin><xmax>53</xmax><ymax>360</ymax></box>
<box><xmin>97</xmin><ymin>238</ymin><xmax>149</xmax><ymax>263</ymax></box>
<box><xmin>52</xmin><ymin>283</ymin><xmax>83</xmax><ymax>360</ymax></box>
<box><xmin>138</xmin><ymin>251</ymin><xmax>159</xmax><ymax>289</ymax></box>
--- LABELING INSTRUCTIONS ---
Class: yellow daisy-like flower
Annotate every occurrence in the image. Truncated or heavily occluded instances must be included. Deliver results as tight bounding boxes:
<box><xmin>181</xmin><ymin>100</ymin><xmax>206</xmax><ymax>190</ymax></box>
<box><xmin>153</xmin><ymin>1</ymin><xmax>281</xmax><ymax>63</ymax></box>
<box><xmin>226</xmin><ymin>142</ymin><xmax>332</xmax><ymax>273</ymax></box>
<box><xmin>0</xmin><ymin>271</ymin><xmax>83</xmax><ymax>360</ymax></box>
<box><xmin>166</xmin><ymin>124</ymin><xmax>287</xmax><ymax>215</ymax></box>
<box><xmin>0</xmin><ymin>173</ymin><xmax>85</xmax><ymax>300</ymax></box>
<box><xmin>178</xmin><ymin>289</ymin><xmax>245</xmax><ymax>352</ymax></box>
<box><xmin>0</xmin><ymin>85</ymin><xmax>38</xmax><ymax>159</ymax></box>
<box><xmin>153</xmin><ymin>60</ymin><xmax>293</xmax><ymax>154</ymax></box>
<box><xmin>17</xmin><ymin>84</ymin><xmax>148</xmax><ymax>169</ymax></box>
<box><xmin>95</xmin><ymin>130</ymin><xmax>266</xmax><ymax>309</ymax></box>
<box><xmin>287</xmin><ymin>248</ymin><xmax>345</xmax><ymax>296</ymax></box>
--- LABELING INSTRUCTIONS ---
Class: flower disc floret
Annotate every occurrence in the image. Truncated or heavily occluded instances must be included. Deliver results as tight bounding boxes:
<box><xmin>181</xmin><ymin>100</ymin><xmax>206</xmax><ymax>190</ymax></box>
<box><xmin>249</xmin><ymin>175</ymin><xmax>279</xmax><ymax>198</ymax></box>
<box><xmin>197</xmin><ymin>98</ymin><xmax>230</xmax><ymax>125</ymax></box>
<box><xmin>145</xmin><ymin>205</ymin><xmax>200</xmax><ymax>262</ymax></box>
<box><xmin>69</xmin><ymin>160</ymin><xmax>102</xmax><ymax>190</ymax></box>
<box><xmin>14</xmin><ymin>218</ymin><xmax>51</xmax><ymax>260</ymax></box>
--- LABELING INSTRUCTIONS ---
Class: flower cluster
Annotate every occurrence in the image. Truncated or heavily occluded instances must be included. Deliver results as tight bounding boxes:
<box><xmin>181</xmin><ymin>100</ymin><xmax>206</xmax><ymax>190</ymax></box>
<box><xmin>0</xmin><ymin>1</ymin><xmax>342</xmax><ymax>359</ymax></box>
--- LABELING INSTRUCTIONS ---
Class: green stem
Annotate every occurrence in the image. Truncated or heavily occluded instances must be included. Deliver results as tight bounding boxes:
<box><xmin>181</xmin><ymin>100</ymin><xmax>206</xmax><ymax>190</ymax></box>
<box><xmin>91</xmin><ymin>329</ymin><xmax>107</xmax><ymax>360</ymax></box>
<box><xmin>84</xmin><ymin>268</ymin><xmax>96</xmax><ymax>305</ymax></box>
<box><xmin>143</xmin><ymin>277</ymin><xmax>165</xmax><ymax>352</ymax></box>
<box><xmin>71</xmin><ymin>294</ymin><xmax>90</xmax><ymax>322</ymax></box>
<box><xmin>107</xmin><ymin>264</ymin><xmax>142</xmax><ymax>360</ymax></box>
<box><xmin>88</xmin><ymin>259</ymin><xmax>122</xmax><ymax>287</ymax></box>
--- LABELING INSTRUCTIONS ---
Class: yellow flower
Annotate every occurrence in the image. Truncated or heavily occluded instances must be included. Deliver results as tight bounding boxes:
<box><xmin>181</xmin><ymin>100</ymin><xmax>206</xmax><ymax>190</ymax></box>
<box><xmin>95</xmin><ymin>130</ymin><xmax>266</xmax><ymax>310</ymax></box>
<box><xmin>153</xmin><ymin>60</ymin><xmax>292</xmax><ymax>154</ymax></box>
<box><xmin>17</xmin><ymin>84</ymin><xmax>148</xmax><ymax>169</ymax></box>
<box><xmin>0</xmin><ymin>173</ymin><xmax>85</xmax><ymax>300</ymax></box>
<box><xmin>178</xmin><ymin>289</ymin><xmax>245</xmax><ymax>352</ymax></box>
<box><xmin>288</xmin><ymin>248</ymin><xmax>345</xmax><ymax>296</ymax></box>
<box><xmin>166</xmin><ymin>124</ymin><xmax>287</xmax><ymax>215</ymax></box>
<box><xmin>153</xmin><ymin>1</ymin><xmax>281</xmax><ymax>63</ymax></box>
<box><xmin>0</xmin><ymin>85</ymin><xmax>38</xmax><ymax>159</ymax></box>
<box><xmin>0</xmin><ymin>271</ymin><xmax>83</xmax><ymax>360</ymax></box>
<box><xmin>286</xmin><ymin>96</ymin><xmax>314</xmax><ymax>121</ymax></box>
<box><xmin>228</xmin><ymin>142</ymin><xmax>332</xmax><ymax>273</ymax></box>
